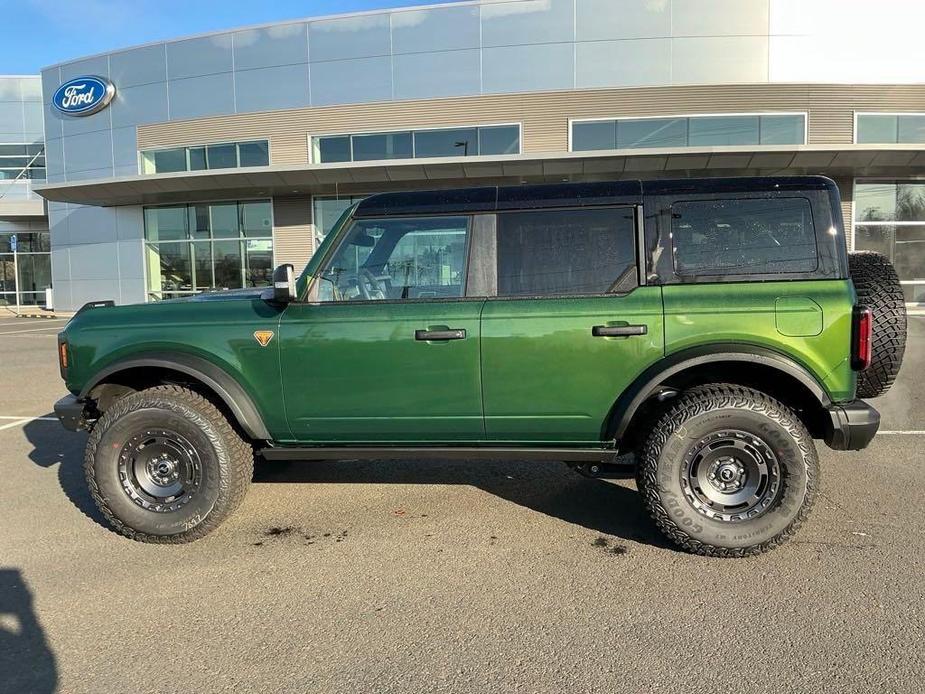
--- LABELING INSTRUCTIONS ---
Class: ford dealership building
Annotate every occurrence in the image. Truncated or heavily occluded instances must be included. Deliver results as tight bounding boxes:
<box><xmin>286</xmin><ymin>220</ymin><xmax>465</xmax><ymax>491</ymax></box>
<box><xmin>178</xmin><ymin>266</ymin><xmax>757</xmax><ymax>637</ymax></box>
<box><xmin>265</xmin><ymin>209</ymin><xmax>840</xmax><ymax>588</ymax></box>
<box><xmin>2</xmin><ymin>0</ymin><xmax>925</xmax><ymax>311</ymax></box>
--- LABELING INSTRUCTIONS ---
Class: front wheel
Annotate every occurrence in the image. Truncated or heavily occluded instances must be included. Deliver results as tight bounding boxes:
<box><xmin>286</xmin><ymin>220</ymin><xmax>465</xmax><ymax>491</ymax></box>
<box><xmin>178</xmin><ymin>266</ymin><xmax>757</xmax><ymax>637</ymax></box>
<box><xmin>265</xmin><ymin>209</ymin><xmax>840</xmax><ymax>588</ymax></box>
<box><xmin>84</xmin><ymin>385</ymin><xmax>254</xmax><ymax>543</ymax></box>
<box><xmin>637</xmin><ymin>384</ymin><xmax>818</xmax><ymax>557</ymax></box>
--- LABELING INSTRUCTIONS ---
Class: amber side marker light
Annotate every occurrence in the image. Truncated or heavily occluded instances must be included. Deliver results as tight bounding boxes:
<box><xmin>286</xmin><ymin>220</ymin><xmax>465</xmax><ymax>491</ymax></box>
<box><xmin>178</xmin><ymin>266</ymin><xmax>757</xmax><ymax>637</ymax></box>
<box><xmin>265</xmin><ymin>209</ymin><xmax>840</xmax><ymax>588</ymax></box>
<box><xmin>852</xmin><ymin>306</ymin><xmax>872</xmax><ymax>371</ymax></box>
<box><xmin>58</xmin><ymin>337</ymin><xmax>69</xmax><ymax>377</ymax></box>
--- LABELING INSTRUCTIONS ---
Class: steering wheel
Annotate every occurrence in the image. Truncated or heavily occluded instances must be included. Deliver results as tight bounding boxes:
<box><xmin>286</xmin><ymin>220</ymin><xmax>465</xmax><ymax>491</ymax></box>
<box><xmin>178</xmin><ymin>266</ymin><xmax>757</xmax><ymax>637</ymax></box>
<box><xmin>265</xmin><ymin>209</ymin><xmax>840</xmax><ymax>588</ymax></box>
<box><xmin>357</xmin><ymin>268</ymin><xmax>386</xmax><ymax>300</ymax></box>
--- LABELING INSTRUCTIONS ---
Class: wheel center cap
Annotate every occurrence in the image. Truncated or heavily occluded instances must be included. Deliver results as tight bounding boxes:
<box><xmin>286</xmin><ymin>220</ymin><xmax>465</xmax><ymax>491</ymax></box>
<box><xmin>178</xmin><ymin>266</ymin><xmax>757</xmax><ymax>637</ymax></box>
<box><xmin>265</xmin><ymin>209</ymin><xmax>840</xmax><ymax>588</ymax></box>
<box><xmin>147</xmin><ymin>455</ymin><xmax>179</xmax><ymax>486</ymax></box>
<box><xmin>708</xmin><ymin>456</ymin><xmax>746</xmax><ymax>492</ymax></box>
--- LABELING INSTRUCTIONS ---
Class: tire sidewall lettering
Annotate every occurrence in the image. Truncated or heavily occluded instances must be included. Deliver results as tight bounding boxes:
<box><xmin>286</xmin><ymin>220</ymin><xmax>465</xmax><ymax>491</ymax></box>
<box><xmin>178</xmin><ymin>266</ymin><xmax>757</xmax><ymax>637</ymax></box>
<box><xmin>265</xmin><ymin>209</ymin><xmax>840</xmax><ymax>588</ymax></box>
<box><xmin>640</xmin><ymin>388</ymin><xmax>817</xmax><ymax>554</ymax></box>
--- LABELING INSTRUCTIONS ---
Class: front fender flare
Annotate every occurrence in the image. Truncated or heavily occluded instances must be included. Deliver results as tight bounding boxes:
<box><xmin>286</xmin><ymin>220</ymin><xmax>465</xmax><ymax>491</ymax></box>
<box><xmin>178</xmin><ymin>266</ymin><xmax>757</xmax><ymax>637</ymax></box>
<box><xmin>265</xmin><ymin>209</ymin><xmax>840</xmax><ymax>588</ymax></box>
<box><xmin>80</xmin><ymin>352</ymin><xmax>271</xmax><ymax>441</ymax></box>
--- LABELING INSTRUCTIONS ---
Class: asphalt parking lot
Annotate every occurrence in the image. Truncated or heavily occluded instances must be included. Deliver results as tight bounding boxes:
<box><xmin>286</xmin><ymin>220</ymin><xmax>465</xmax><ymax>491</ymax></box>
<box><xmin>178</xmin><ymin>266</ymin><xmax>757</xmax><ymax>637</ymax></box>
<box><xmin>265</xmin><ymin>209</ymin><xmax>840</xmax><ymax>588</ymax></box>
<box><xmin>1</xmin><ymin>313</ymin><xmax>923</xmax><ymax>693</ymax></box>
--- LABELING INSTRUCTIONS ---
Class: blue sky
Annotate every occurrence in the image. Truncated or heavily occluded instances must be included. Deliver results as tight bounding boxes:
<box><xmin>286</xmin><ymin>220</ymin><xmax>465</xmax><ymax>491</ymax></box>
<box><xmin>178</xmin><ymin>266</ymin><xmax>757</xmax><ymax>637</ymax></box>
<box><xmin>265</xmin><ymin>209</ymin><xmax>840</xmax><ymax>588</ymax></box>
<box><xmin>3</xmin><ymin>0</ymin><xmax>464</xmax><ymax>74</ymax></box>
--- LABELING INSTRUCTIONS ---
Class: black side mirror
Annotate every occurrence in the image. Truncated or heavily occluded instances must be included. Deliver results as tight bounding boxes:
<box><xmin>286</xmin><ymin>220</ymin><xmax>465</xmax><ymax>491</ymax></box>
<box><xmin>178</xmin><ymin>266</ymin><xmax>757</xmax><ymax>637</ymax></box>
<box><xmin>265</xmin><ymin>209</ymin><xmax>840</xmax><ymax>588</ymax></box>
<box><xmin>272</xmin><ymin>264</ymin><xmax>296</xmax><ymax>303</ymax></box>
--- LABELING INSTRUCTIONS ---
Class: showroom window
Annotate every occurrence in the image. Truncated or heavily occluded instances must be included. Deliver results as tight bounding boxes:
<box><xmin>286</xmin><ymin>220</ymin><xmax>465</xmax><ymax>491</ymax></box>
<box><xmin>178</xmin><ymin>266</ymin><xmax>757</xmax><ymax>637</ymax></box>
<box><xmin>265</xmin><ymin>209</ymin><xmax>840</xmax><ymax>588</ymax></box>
<box><xmin>312</xmin><ymin>124</ymin><xmax>520</xmax><ymax>163</ymax></box>
<box><xmin>855</xmin><ymin>181</ymin><xmax>925</xmax><ymax>305</ymax></box>
<box><xmin>856</xmin><ymin>114</ymin><xmax>925</xmax><ymax>144</ymax></box>
<box><xmin>571</xmin><ymin>114</ymin><xmax>806</xmax><ymax>151</ymax></box>
<box><xmin>0</xmin><ymin>144</ymin><xmax>45</xmax><ymax>182</ymax></box>
<box><xmin>140</xmin><ymin>140</ymin><xmax>270</xmax><ymax>174</ymax></box>
<box><xmin>144</xmin><ymin>200</ymin><xmax>273</xmax><ymax>300</ymax></box>
<box><xmin>0</xmin><ymin>226</ymin><xmax>51</xmax><ymax>307</ymax></box>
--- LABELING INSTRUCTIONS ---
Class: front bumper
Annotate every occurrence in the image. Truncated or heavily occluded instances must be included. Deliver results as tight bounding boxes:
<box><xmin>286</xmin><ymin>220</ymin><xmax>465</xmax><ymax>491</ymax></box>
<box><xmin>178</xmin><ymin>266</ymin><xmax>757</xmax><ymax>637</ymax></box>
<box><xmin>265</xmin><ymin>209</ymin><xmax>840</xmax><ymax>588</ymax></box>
<box><xmin>54</xmin><ymin>394</ymin><xmax>87</xmax><ymax>432</ymax></box>
<box><xmin>824</xmin><ymin>399</ymin><xmax>880</xmax><ymax>451</ymax></box>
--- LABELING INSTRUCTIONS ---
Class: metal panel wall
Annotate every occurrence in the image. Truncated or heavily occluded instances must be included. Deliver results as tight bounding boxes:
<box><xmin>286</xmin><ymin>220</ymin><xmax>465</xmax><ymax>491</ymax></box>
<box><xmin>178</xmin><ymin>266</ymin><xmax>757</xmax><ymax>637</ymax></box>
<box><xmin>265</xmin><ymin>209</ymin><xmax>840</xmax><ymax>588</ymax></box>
<box><xmin>41</xmin><ymin>0</ymin><xmax>925</xmax><ymax>184</ymax></box>
<box><xmin>137</xmin><ymin>83</ymin><xmax>925</xmax><ymax>163</ymax></box>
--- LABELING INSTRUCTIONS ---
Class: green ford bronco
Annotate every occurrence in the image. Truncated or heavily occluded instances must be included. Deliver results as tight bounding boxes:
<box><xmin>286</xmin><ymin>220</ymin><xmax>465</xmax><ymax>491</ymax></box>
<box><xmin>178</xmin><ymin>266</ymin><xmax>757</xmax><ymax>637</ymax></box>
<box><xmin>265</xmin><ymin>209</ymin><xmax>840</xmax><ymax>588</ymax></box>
<box><xmin>55</xmin><ymin>176</ymin><xmax>907</xmax><ymax>556</ymax></box>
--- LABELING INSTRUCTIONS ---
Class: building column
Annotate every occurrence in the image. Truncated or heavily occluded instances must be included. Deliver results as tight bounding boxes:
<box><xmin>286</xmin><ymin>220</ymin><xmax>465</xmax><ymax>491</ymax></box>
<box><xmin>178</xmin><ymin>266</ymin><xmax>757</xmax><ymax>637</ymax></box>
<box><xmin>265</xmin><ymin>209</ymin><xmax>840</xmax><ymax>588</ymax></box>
<box><xmin>833</xmin><ymin>178</ymin><xmax>855</xmax><ymax>251</ymax></box>
<box><xmin>272</xmin><ymin>197</ymin><xmax>315</xmax><ymax>271</ymax></box>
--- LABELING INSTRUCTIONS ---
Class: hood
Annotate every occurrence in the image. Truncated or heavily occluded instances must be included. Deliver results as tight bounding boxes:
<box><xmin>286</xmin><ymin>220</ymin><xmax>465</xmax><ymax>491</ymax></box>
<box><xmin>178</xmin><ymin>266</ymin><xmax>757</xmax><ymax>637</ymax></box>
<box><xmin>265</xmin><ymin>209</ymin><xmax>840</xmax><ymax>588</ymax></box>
<box><xmin>158</xmin><ymin>287</ymin><xmax>270</xmax><ymax>304</ymax></box>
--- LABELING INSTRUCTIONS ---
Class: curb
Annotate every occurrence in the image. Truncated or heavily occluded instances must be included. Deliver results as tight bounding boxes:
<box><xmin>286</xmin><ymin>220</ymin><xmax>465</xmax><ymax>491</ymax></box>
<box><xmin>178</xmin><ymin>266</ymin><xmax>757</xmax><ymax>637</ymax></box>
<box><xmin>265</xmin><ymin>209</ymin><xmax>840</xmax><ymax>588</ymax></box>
<box><xmin>8</xmin><ymin>313</ymin><xmax>68</xmax><ymax>320</ymax></box>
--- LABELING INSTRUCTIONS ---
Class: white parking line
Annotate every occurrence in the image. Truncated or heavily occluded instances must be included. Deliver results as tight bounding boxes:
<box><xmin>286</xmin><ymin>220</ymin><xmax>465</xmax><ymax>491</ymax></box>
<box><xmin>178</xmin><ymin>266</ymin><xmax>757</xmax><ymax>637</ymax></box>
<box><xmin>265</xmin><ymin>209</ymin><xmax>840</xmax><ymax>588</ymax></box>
<box><xmin>0</xmin><ymin>416</ymin><xmax>58</xmax><ymax>431</ymax></box>
<box><xmin>0</xmin><ymin>325</ymin><xmax>64</xmax><ymax>335</ymax></box>
<box><xmin>0</xmin><ymin>416</ymin><xmax>57</xmax><ymax>420</ymax></box>
<box><xmin>0</xmin><ymin>318</ymin><xmax>66</xmax><ymax>326</ymax></box>
<box><xmin>0</xmin><ymin>316</ymin><xmax>70</xmax><ymax>323</ymax></box>
<box><xmin>879</xmin><ymin>431</ymin><xmax>925</xmax><ymax>435</ymax></box>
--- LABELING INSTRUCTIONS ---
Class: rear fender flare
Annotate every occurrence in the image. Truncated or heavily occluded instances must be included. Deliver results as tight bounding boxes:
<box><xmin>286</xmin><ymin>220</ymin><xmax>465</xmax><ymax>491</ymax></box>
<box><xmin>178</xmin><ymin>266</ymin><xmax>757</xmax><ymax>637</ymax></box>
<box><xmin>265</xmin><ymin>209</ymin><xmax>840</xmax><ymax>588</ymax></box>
<box><xmin>608</xmin><ymin>344</ymin><xmax>832</xmax><ymax>442</ymax></box>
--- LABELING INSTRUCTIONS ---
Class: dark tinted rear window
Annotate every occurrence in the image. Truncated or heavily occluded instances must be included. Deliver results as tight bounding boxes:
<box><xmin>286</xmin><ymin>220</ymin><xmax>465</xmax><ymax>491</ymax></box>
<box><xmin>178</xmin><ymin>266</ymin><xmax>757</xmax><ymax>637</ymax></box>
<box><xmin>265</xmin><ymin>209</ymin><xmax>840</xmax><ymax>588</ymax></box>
<box><xmin>497</xmin><ymin>208</ymin><xmax>637</xmax><ymax>296</ymax></box>
<box><xmin>671</xmin><ymin>197</ymin><xmax>818</xmax><ymax>276</ymax></box>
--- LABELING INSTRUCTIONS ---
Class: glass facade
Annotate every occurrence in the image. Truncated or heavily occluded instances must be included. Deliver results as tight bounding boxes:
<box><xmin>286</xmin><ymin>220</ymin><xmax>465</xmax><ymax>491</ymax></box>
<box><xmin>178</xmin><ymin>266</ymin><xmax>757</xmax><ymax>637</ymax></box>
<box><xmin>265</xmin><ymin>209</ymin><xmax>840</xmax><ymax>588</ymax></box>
<box><xmin>313</xmin><ymin>125</ymin><xmax>520</xmax><ymax>163</ymax></box>
<box><xmin>1</xmin><ymin>76</ymin><xmax>44</xmax><ymax>200</ymax></box>
<box><xmin>856</xmin><ymin>114</ymin><xmax>925</xmax><ymax>144</ymax></box>
<box><xmin>572</xmin><ymin>114</ymin><xmax>806</xmax><ymax>151</ymax></box>
<box><xmin>0</xmin><ymin>144</ymin><xmax>45</xmax><ymax>182</ymax></box>
<box><xmin>141</xmin><ymin>140</ymin><xmax>269</xmax><ymax>174</ymax></box>
<box><xmin>855</xmin><ymin>181</ymin><xmax>925</xmax><ymax>305</ymax></box>
<box><xmin>0</xmin><ymin>227</ymin><xmax>51</xmax><ymax>306</ymax></box>
<box><xmin>144</xmin><ymin>200</ymin><xmax>273</xmax><ymax>300</ymax></box>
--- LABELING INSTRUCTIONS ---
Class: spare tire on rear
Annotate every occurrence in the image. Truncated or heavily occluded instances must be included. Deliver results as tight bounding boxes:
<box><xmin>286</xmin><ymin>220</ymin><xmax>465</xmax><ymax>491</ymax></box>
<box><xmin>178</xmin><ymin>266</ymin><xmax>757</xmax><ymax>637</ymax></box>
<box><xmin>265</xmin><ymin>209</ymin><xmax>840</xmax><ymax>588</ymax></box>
<box><xmin>848</xmin><ymin>251</ymin><xmax>906</xmax><ymax>398</ymax></box>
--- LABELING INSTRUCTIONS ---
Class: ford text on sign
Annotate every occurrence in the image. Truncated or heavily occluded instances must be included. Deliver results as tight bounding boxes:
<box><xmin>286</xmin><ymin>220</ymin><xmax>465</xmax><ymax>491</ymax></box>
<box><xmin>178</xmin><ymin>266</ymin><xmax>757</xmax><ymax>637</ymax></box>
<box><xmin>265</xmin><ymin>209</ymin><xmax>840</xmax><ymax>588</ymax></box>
<box><xmin>52</xmin><ymin>76</ymin><xmax>115</xmax><ymax>116</ymax></box>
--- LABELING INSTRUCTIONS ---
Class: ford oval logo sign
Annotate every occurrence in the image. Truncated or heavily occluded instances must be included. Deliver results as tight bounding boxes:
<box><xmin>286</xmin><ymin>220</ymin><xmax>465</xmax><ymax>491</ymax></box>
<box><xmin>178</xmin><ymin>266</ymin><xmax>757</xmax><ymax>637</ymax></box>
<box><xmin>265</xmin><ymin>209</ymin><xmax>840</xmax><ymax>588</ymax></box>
<box><xmin>52</xmin><ymin>76</ymin><xmax>115</xmax><ymax>116</ymax></box>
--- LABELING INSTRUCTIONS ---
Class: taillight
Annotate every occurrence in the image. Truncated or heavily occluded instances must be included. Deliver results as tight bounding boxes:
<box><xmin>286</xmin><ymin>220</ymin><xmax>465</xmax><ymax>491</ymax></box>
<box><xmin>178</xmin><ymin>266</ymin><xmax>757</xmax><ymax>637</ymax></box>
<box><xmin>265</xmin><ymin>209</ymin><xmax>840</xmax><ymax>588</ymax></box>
<box><xmin>852</xmin><ymin>306</ymin><xmax>872</xmax><ymax>371</ymax></box>
<box><xmin>58</xmin><ymin>336</ymin><xmax>69</xmax><ymax>378</ymax></box>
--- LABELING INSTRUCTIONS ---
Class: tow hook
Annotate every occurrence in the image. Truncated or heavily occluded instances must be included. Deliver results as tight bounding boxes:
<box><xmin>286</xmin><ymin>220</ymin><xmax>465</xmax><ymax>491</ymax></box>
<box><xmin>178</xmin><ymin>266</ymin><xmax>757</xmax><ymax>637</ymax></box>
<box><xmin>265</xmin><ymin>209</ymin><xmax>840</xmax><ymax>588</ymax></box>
<box><xmin>569</xmin><ymin>459</ymin><xmax>635</xmax><ymax>479</ymax></box>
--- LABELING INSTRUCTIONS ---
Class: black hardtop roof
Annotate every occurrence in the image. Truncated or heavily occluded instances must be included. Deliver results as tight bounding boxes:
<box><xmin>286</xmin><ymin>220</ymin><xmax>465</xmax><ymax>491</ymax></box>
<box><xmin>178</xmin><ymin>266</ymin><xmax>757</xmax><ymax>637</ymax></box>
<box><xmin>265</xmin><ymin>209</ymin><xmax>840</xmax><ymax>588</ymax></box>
<box><xmin>353</xmin><ymin>176</ymin><xmax>836</xmax><ymax>218</ymax></box>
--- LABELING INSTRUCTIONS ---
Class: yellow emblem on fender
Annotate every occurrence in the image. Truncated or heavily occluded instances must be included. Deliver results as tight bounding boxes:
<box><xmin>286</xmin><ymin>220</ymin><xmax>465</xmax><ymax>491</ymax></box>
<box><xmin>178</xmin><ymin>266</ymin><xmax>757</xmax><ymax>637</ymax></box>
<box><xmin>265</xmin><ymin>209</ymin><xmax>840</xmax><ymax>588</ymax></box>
<box><xmin>253</xmin><ymin>330</ymin><xmax>274</xmax><ymax>347</ymax></box>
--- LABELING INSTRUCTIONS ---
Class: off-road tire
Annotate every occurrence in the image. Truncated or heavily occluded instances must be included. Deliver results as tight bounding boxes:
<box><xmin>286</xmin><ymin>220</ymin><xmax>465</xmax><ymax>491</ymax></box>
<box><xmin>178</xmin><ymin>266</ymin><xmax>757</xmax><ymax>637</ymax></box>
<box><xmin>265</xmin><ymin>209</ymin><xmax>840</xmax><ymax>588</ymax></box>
<box><xmin>84</xmin><ymin>385</ymin><xmax>254</xmax><ymax>543</ymax></box>
<box><xmin>637</xmin><ymin>384</ymin><xmax>818</xmax><ymax>558</ymax></box>
<box><xmin>849</xmin><ymin>251</ymin><xmax>906</xmax><ymax>398</ymax></box>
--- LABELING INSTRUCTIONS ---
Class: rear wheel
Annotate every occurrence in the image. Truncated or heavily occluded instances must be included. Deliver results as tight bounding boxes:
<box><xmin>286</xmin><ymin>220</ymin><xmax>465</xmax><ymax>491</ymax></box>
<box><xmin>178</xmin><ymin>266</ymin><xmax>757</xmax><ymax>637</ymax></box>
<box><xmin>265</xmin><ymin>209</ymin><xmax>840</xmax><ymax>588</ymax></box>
<box><xmin>637</xmin><ymin>384</ymin><xmax>817</xmax><ymax>557</ymax></box>
<box><xmin>84</xmin><ymin>385</ymin><xmax>254</xmax><ymax>543</ymax></box>
<box><xmin>849</xmin><ymin>251</ymin><xmax>906</xmax><ymax>398</ymax></box>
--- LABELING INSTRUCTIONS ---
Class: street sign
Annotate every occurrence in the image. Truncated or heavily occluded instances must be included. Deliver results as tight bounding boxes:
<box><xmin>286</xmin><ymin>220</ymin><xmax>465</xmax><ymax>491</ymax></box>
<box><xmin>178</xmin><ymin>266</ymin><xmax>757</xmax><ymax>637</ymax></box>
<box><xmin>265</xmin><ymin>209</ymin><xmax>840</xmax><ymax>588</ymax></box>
<box><xmin>9</xmin><ymin>234</ymin><xmax>16</xmax><ymax>252</ymax></box>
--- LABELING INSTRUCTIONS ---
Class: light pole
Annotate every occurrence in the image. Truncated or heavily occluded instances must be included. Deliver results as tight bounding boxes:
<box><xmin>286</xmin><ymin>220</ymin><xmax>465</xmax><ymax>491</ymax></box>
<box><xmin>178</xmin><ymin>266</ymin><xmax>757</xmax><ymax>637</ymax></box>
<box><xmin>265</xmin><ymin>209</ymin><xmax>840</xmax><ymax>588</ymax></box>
<box><xmin>11</xmin><ymin>234</ymin><xmax>19</xmax><ymax>316</ymax></box>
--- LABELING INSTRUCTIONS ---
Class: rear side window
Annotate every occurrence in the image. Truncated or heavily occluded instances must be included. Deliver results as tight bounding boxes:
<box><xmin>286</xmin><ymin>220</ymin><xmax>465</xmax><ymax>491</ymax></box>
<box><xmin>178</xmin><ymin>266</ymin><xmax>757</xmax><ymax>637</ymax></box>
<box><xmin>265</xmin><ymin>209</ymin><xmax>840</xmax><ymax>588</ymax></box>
<box><xmin>671</xmin><ymin>197</ymin><xmax>818</xmax><ymax>276</ymax></box>
<box><xmin>496</xmin><ymin>208</ymin><xmax>637</xmax><ymax>296</ymax></box>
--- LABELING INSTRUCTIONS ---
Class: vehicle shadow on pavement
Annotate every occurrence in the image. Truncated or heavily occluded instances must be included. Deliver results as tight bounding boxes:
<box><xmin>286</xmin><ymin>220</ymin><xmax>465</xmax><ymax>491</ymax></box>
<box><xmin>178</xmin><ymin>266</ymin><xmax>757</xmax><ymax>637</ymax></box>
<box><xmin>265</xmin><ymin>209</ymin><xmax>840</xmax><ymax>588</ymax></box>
<box><xmin>254</xmin><ymin>458</ymin><xmax>673</xmax><ymax>550</ymax></box>
<box><xmin>22</xmin><ymin>418</ymin><xmax>108</xmax><ymax>530</ymax></box>
<box><xmin>0</xmin><ymin>569</ymin><xmax>58</xmax><ymax>694</ymax></box>
<box><xmin>19</xmin><ymin>419</ymin><xmax>670</xmax><ymax>550</ymax></box>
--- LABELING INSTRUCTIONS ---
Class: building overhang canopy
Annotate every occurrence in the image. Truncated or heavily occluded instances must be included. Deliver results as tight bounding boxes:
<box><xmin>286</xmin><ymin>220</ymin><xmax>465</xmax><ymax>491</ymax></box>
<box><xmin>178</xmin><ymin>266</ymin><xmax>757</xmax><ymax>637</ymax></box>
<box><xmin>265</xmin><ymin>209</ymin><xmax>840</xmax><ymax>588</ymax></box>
<box><xmin>0</xmin><ymin>198</ymin><xmax>46</xmax><ymax>218</ymax></box>
<box><xmin>34</xmin><ymin>145</ymin><xmax>925</xmax><ymax>207</ymax></box>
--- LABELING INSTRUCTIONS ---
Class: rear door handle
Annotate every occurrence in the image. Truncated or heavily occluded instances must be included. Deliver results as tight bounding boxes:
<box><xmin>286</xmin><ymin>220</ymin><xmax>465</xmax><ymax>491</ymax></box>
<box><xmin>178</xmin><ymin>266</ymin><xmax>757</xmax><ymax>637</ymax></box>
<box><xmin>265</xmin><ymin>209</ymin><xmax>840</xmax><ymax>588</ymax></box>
<box><xmin>415</xmin><ymin>328</ymin><xmax>467</xmax><ymax>341</ymax></box>
<box><xmin>592</xmin><ymin>324</ymin><xmax>648</xmax><ymax>337</ymax></box>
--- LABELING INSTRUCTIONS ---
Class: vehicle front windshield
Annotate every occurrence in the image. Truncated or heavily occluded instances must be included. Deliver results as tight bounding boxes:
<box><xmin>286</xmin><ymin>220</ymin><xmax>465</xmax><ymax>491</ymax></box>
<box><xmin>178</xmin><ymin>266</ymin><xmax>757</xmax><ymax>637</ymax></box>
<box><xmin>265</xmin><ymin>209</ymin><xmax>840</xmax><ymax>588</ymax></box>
<box><xmin>316</xmin><ymin>215</ymin><xmax>469</xmax><ymax>301</ymax></box>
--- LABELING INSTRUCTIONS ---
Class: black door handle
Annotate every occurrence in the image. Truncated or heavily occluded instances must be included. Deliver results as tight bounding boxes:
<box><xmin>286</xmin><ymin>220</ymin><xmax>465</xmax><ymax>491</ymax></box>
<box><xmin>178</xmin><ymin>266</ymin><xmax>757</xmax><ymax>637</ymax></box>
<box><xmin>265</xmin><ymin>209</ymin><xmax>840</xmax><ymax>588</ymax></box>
<box><xmin>415</xmin><ymin>328</ymin><xmax>467</xmax><ymax>341</ymax></box>
<box><xmin>592</xmin><ymin>324</ymin><xmax>648</xmax><ymax>337</ymax></box>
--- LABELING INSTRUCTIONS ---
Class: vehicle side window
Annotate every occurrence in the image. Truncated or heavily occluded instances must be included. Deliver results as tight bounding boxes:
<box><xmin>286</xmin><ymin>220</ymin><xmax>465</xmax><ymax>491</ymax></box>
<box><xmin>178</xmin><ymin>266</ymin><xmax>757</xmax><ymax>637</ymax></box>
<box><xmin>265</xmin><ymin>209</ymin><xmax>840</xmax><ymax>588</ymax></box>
<box><xmin>317</xmin><ymin>215</ymin><xmax>470</xmax><ymax>301</ymax></box>
<box><xmin>671</xmin><ymin>197</ymin><xmax>818</xmax><ymax>276</ymax></box>
<box><xmin>496</xmin><ymin>208</ymin><xmax>637</xmax><ymax>296</ymax></box>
